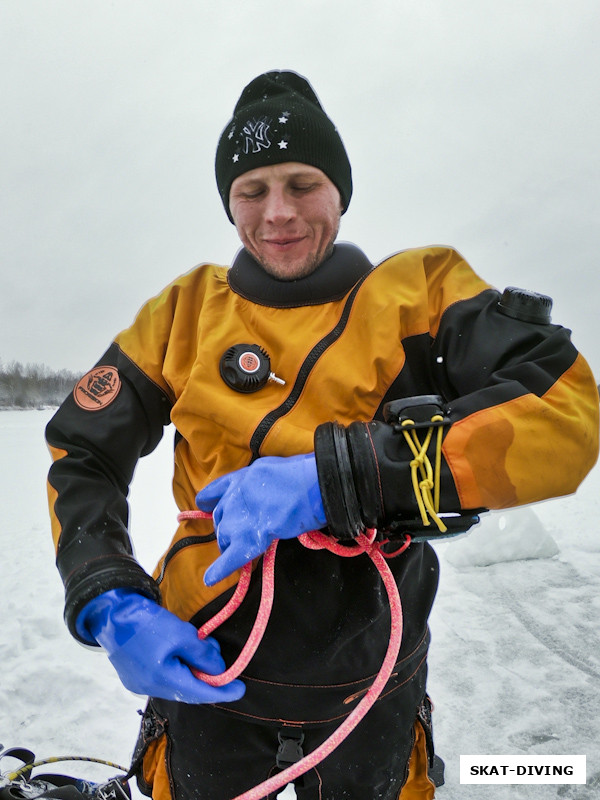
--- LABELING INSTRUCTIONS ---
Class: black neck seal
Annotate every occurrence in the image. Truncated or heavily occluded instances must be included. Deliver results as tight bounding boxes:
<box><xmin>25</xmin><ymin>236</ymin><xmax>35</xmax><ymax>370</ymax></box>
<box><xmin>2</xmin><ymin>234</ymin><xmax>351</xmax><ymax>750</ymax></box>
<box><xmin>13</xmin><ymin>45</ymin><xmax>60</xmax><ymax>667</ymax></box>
<box><xmin>227</xmin><ymin>242</ymin><xmax>373</xmax><ymax>308</ymax></box>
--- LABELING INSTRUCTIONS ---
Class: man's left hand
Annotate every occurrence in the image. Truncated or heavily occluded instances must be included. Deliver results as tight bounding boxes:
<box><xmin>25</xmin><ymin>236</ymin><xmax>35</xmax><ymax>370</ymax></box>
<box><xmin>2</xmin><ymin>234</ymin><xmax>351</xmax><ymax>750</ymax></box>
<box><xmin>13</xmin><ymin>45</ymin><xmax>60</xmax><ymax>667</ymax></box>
<box><xmin>196</xmin><ymin>454</ymin><xmax>326</xmax><ymax>586</ymax></box>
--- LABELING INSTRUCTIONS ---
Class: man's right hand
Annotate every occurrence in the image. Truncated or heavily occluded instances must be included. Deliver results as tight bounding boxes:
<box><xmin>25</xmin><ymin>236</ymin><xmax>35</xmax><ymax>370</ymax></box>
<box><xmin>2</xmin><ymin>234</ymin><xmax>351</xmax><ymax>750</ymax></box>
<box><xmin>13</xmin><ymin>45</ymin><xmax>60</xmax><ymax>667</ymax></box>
<box><xmin>76</xmin><ymin>588</ymin><xmax>245</xmax><ymax>704</ymax></box>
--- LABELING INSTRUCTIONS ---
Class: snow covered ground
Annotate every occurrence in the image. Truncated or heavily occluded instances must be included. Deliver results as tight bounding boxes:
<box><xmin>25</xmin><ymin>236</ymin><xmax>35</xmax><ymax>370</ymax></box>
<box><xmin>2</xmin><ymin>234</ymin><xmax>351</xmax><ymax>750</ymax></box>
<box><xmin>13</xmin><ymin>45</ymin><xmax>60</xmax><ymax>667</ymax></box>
<box><xmin>1</xmin><ymin>409</ymin><xmax>598</xmax><ymax>799</ymax></box>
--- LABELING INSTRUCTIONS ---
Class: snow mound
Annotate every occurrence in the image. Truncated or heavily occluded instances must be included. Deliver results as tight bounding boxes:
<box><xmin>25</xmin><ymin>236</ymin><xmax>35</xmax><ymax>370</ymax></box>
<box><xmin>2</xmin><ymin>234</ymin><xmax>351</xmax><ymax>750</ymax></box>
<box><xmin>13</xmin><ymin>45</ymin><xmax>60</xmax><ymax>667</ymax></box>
<box><xmin>443</xmin><ymin>506</ymin><xmax>559</xmax><ymax>568</ymax></box>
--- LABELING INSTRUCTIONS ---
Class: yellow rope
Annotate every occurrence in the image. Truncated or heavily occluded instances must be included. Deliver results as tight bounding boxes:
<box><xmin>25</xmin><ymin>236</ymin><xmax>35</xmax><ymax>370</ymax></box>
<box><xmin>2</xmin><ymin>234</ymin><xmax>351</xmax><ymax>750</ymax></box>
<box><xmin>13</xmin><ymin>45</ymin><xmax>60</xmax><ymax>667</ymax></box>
<box><xmin>401</xmin><ymin>416</ymin><xmax>447</xmax><ymax>533</ymax></box>
<box><xmin>5</xmin><ymin>756</ymin><xmax>129</xmax><ymax>782</ymax></box>
<box><xmin>434</xmin><ymin>418</ymin><xmax>444</xmax><ymax>512</ymax></box>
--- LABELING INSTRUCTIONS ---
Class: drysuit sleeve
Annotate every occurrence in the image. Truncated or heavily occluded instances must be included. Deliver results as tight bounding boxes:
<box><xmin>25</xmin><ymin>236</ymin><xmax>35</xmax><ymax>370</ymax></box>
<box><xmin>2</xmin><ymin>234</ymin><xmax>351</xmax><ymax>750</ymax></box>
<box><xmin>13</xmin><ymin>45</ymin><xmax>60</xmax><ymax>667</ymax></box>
<box><xmin>46</xmin><ymin>342</ymin><xmax>172</xmax><ymax>643</ymax></box>
<box><xmin>434</xmin><ymin>287</ymin><xmax>599</xmax><ymax>510</ymax></box>
<box><xmin>315</xmin><ymin>271</ymin><xmax>599</xmax><ymax>537</ymax></box>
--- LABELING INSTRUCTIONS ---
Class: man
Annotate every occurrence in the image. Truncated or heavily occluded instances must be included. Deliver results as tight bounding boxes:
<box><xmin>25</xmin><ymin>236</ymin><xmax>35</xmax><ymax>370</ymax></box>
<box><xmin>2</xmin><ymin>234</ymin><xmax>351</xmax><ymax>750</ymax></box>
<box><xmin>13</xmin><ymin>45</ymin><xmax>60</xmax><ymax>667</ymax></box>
<box><xmin>46</xmin><ymin>70</ymin><xmax>599</xmax><ymax>800</ymax></box>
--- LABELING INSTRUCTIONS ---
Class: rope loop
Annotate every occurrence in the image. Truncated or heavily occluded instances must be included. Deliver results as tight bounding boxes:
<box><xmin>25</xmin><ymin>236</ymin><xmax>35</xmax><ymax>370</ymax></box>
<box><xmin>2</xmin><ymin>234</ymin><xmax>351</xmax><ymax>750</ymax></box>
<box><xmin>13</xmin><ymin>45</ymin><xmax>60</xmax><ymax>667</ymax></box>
<box><xmin>401</xmin><ymin>417</ymin><xmax>447</xmax><ymax>533</ymax></box>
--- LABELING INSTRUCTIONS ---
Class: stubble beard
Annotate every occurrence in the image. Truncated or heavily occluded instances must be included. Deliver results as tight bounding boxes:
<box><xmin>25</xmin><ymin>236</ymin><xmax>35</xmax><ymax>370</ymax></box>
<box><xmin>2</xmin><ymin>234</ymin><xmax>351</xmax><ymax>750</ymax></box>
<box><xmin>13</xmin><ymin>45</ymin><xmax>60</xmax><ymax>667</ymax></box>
<box><xmin>255</xmin><ymin>232</ymin><xmax>338</xmax><ymax>282</ymax></box>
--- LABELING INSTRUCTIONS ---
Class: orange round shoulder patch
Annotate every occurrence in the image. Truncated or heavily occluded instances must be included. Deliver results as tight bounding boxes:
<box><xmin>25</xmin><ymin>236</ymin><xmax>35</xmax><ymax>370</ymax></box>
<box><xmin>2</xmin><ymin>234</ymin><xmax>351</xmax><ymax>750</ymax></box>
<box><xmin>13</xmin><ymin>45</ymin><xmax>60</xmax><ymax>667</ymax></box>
<box><xmin>74</xmin><ymin>366</ymin><xmax>122</xmax><ymax>411</ymax></box>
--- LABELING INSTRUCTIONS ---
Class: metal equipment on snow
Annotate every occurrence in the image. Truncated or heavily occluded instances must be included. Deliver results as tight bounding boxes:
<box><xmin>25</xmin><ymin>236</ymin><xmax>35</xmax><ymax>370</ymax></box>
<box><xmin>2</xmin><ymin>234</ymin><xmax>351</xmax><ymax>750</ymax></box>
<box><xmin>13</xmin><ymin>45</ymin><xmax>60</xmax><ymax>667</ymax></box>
<box><xmin>0</xmin><ymin>748</ymin><xmax>131</xmax><ymax>800</ymax></box>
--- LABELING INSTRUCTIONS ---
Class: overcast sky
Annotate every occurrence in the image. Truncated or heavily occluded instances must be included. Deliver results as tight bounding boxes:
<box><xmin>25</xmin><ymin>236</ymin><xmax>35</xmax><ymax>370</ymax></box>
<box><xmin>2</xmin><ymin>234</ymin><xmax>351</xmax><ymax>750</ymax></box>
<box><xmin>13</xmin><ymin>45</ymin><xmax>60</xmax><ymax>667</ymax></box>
<box><xmin>1</xmin><ymin>0</ymin><xmax>599</xmax><ymax>379</ymax></box>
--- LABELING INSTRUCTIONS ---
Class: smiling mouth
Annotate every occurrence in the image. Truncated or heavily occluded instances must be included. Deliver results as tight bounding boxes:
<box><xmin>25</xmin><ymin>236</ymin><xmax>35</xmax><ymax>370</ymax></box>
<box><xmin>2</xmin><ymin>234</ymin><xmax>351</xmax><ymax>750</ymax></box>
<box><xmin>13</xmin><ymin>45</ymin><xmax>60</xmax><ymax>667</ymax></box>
<box><xmin>263</xmin><ymin>237</ymin><xmax>305</xmax><ymax>247</ymax></box>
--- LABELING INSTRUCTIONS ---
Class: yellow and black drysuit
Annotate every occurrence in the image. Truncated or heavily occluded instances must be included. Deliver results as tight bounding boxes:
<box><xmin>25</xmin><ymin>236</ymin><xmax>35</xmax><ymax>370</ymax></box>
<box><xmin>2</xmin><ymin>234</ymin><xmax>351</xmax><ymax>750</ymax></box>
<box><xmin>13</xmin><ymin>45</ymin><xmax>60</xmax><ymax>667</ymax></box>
<box><xmin>46</xmin><ymin>243</ymin><xmax>599</xmax><ymax>800</ymax></box>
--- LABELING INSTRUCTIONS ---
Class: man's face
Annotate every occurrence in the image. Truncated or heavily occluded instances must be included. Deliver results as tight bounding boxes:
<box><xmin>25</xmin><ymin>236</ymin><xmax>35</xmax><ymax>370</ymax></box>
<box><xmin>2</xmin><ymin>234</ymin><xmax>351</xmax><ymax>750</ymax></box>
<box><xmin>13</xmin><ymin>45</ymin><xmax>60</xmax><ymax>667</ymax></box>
<box><xmin>229</xmin><ymin>162</ymin><xmax>342</xmax><ymax>280</ymax></box>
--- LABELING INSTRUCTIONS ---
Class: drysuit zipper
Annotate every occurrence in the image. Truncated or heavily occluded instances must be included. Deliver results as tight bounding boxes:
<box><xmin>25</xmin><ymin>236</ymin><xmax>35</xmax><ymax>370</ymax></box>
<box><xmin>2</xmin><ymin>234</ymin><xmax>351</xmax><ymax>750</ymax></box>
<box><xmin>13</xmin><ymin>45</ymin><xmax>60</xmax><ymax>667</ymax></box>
<box><xmin>248</xmin><ymin>272</ymin><xmax>370</xmax><ymax>459</ymax></box>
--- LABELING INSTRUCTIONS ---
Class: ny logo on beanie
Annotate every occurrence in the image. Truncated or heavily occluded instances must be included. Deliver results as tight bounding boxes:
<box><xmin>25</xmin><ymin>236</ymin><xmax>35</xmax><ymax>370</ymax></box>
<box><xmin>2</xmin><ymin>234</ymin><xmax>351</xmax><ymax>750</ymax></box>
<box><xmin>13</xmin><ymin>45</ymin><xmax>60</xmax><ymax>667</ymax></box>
<box><xmin>242</xmin><ymin>117</ymin><xmax>272</xmax><ymax>154</ymax></box>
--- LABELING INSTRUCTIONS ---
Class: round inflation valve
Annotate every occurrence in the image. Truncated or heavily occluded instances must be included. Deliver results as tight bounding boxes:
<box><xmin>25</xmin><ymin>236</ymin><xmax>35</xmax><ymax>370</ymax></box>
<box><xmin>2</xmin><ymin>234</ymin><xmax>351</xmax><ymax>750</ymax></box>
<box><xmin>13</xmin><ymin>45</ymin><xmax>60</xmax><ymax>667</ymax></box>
<box><xmin>497</xmin><ymin>286</ymin><xmax>553</xmax><ymax>324</ymax></box>
<box><xmin>219</xmin><ymin>343</ymin><xmax>272</xmax><ymax>393</ymax></box>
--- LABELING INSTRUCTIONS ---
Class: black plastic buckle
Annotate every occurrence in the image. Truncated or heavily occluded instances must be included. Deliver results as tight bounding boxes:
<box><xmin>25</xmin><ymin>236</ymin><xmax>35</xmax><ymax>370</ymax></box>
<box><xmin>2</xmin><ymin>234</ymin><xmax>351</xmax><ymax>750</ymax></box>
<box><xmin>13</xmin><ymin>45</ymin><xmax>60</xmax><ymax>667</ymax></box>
<box><xmin>383</xmin><ymin>394</ymin><xmax>450</xmax><ymax>432</ymax></box>
<box><xmin>276</xmin><ymin>727</ymin><xmax>305</xmax><ymax>769</ymax></box>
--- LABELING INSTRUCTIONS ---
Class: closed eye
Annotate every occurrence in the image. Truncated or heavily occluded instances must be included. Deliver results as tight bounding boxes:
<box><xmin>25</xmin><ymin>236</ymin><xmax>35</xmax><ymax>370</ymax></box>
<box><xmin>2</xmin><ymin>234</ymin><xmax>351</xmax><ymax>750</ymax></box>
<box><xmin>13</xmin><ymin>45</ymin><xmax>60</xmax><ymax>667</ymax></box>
<box><xmin>238</xmin><ymin>188</ymin><xmax>266</xmax><ymax>200</ymax></box>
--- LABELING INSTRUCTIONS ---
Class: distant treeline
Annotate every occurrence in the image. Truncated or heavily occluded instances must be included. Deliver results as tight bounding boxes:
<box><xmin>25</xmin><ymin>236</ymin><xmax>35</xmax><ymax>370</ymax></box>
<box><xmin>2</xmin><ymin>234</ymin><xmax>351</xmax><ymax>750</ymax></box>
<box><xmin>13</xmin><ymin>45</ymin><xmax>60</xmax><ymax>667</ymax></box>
<box><xmin>0</xmin><ymin>360</ymin><xmax>80</xmax><ymax>408</ymax></box>
<box><xmin>2</xmin><ymin>359</ymin><xmax>597</xmax><ymax>411</ymax></box>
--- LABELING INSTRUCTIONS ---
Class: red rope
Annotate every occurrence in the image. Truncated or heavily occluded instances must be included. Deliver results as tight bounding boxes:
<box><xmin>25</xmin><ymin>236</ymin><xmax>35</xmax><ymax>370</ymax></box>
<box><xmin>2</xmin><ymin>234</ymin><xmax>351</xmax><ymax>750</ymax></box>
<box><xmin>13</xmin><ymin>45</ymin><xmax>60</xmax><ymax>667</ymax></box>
<box><xmin>177</xmin><ymin>509</ymin><xmax>410</xmax><ymax>800</ymax></box>
<box><xmin>196</xmin><ymin>542</ymin><xmax>277</xmax><ymax>687</ymax></box>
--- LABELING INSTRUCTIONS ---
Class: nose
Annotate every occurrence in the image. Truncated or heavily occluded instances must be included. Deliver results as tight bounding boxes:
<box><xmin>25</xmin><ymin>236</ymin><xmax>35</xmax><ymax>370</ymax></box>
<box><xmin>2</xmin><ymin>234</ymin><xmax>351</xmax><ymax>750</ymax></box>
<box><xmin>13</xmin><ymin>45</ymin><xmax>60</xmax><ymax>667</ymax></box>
<box><xmin>263</xmin><ymin>186</ymin><xmax>296</xmax><ymax>224</ymax></box>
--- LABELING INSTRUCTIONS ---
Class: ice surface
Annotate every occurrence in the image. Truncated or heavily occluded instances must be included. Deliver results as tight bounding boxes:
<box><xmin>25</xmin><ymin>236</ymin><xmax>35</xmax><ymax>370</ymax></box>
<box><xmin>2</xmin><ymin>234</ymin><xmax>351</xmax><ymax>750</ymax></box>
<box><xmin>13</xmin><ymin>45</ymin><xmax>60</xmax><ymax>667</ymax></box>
<box><xmin>444</xmin><ymin>506</ymin><xmax>559</xmax><ymax>569</ymax></box>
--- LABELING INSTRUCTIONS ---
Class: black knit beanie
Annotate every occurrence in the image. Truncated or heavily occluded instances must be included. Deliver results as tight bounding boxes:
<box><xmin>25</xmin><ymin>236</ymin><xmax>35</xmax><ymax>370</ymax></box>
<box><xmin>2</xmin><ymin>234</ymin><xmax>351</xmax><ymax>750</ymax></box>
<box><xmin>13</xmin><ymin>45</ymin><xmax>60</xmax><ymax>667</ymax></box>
<box><xmin>215</xmin><ymin>70</ymin><xmax>352</xmax><ymax>222</ymax></box>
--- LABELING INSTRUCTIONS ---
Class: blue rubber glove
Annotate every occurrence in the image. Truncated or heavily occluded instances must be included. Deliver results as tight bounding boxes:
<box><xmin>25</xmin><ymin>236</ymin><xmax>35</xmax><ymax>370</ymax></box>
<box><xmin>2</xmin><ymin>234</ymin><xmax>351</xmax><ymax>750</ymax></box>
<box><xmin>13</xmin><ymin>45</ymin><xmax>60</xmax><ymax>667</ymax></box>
<box><xmin>76</xmin><ymin>588</ymin><xmax>245</xmax><ymax>704</ymax></box>
<box><xmin>196</xmin><ymin>453</ymin><xmax>327</xmax><ymax>587</ymax></box>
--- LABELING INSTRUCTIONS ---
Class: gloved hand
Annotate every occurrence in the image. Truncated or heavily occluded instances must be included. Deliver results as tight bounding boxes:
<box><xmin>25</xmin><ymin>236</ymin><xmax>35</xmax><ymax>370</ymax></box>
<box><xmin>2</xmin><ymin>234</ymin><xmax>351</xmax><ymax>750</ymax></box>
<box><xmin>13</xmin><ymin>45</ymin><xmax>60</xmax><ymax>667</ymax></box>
<box><xmin>196</xmin><ymin>453</ymin><xmax>327</xmax><ymax>586</ymax></box>
<box><xmin>76</xmin><ymin>588</ymin><xmax>245</xmax><ymax>704</ymax></box>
